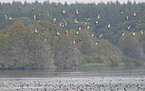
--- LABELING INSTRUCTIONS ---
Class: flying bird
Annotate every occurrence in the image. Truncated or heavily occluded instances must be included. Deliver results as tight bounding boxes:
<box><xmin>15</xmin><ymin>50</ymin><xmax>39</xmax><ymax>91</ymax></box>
<box><xmin>122</xmin><ymin>32</ymin><xmax>125</xmax><ymax>36</ymax></box>
<box><xmin>137</xmin><ymin>21</ymin><xmax>141</xmax><ymax>24</ymax></box>
<box><xmin>34</xmin><ymin>15</ymin><xmax>36</xmax><ymax>20</ymax></box>
<box><xmin>87</xmin><ymin>25</ymin><xmax>90</xmax><ymax>29</ymax></box>
<box><xmin>79</xmin><ymin>26</ymin><xmax>81</xmax><ymax>31</ymax></box>
<box><xmin>95</xmin><ymin>42</ymin><xmax>99</xmax><ymax>45</ymax></box>
<box><xmin>141</xmin><ymin>30</ymin><xmax>144</xmax><ymax>34</ymax></box>
<box><xmin>76</xmin><ymin>9</ymin><xmax>79</xmax><ymax>15</ymax></box>
<box><xmin>5</xmin><ymin>15</ymin><xmax>8</xmax><ymax>19</ymax></box>
<box><xmin>18</xmin><ymin>7</ymin><xmax>22</xmax><ymax>9</ymax></box>
<box><xmin>120</xmin><ymin>9</ymin><xmax>124</xmax><ymax>14</ymax></box>
<box><xmin>88</xmin><ymin>2</ymin><xmax>92</xmax><ymax>5</ymax></box>
<box><xmin>54</xmin><ymin>3</ymin><xmax>58</xmax><ymax>7</ymax></box>
<box><xmin>62</xmin><ymin>10</ymin><xmax>66</xmax><ymax>14</ymax></box>
<box><xmin>63</xmin><ymin>20</ymin><xmax>67</xmax><ymax>25</ymax></box>
<box><xmin>133</xmin><ymin>12</ymin><xmax>136</xmax><ymax>17</ymax></box>
<box><xmin>73</xmin><ymin>39</ymin><xmax>76</xmax><ymax>44</ymax></box>
<box><xmin>9</xmin><ymin>17</ymin><xmax>12</xmax><ymax>21</ymax></box>
<box><xmin>97</xmin><ymin>14</ymin><xmax>101</xmax><ymax>19</ymax></box>
<box><xmin>46</xmin><ymin>13</ymin><xmax>49</xmax><ymax>16</ymax></box>
<box><xmin>99</xmin><ymin>33</ymin><xmax>103</xmax><ymax>38</ymax></box>
<box><xmin>59</xmin><ymin>22</ymin><xmax>62</xmax><ymax>26</ymax></box>
<box><xmin>41</xmin><ymin>11</ymin><xmax>45</xmax><ymax>13</ymax></box>
<box><xmin>42</xmin><ymin>33</ymin><xmax>45</xmax><ymax>36</ymax></box>
<box><xmin>76</xmin><ymin>31</ymin><xmax>79</xmax><ymax>35</ymax></box>
<box><xmin>132</xmin><ymin>32</ymin><xmax>135</xmax><ymax>37</ymax></box>
<box><xmin>38</xmin><ymin>14</ymin><xmax>41</xmax><ymax>17</ymax></box>
<box><xmin>74</xmin><ymin>19</ymin><xmax>78</xmax><ymax>24</ymax></box>
<box><xmin>107</xmin><ymin>24</ymin><xmax>111</xmax><ymax>29</ymax></box>
<box><xmin>32</xmin><ymin>8</ymin><xmax>35</xmax><ymax>11</ymax></box>
<box><xmin>92</xmin><ymin>33</ymin><xmax>95</xmax><ymax>37</ymax></box>
<box><xmin>52</xmin><ymin>18</ymin><xmax>56</xmax><ymax>24</ymax></box>
<box><xmin>127</xmin><ymin>25</ymin><xmax>131</xmax><ymax>30</ymax></box>
<box><xmin>125</xmin><ymin>16</ymin><xmax>129</xmax><ymax>20</ymax></box>
<box><xmin>56</xmin><ymin>32</ymin><xmax>60</xmax><ymax>36</ymax></box>
<box><xmin>44</xmin><ymin>38</ymin><xmax>47</xmax><ymax>42</ymax></box>
<box><xmin>35</xmin><ymin>29</ymin><xmax>38</xmax><ymax>33</ymax></box>
<box><xmin>65</xmin><ymin>30</ymin><xmax>69</xmax><ymax>35</ymax></box>
<box><xmin>95</xmin><ymin>21</ymin><xmax>98</xmax><ymax>25</ymax></box>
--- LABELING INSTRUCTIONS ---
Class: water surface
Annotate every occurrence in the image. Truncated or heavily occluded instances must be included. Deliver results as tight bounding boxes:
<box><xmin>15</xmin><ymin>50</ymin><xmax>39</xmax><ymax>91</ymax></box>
<box><xmin>0</xmin><ymin>66</ymin><xmax>145</xmax><ymax>91</ymax></box>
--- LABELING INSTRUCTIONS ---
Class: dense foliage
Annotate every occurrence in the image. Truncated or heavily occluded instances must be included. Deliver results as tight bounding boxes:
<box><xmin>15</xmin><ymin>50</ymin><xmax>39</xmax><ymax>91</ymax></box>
<box><xmin>0</xmin><ymin>1</ymin><xmax>145</xmax><ymax>69</ymax></box>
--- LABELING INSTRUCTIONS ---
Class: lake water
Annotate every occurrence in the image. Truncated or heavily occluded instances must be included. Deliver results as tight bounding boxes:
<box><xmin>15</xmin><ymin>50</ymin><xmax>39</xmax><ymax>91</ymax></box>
<box><xmin>0</xmin><ymin>66</ymin><xmax>145</xmax><ymax>91</ymax></box>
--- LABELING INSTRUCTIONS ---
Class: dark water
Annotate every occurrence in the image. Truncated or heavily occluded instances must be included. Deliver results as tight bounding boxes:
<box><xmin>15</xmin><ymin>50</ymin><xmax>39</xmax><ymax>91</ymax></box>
<box><xmin>0</xmin><ymin>66</ymin><xmax>145</xmax><ymax>91</ymax></box>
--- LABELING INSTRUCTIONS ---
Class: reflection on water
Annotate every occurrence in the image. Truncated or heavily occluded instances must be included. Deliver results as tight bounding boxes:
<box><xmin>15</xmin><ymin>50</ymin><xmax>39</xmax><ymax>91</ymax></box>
<box><xmin>0</xmin><ymin>66</ymin><xmax>145</xmax><ymax>91</ymax></box>
<box><xmin>0</xmin><ymin>66</ymin><xmax>145</xmax><ymax>78</ymax></box>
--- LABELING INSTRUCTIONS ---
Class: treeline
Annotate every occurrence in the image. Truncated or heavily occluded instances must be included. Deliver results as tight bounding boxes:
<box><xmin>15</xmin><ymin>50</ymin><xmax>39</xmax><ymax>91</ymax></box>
<box><xmin>0</xmin><ymin>1</ymin><xmax>145</xmax><ymax>69</ymax></box>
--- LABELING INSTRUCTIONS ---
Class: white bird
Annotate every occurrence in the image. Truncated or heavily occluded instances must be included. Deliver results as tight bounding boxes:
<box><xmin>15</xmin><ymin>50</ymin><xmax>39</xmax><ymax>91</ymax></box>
<box><xmin>42</xmin><ymin>33</ymin><xmax>45</xmax><ymax>36</ymax></box>
<box><xmin>84</xmin><ymin>17</ymin><xmax>89</xmax><ymax>22</ymax></box>
<box><xmin>35</xmin><ymin>29</ymin><xmax>38</xmax><ymax>33</ymax></box>
<box><xmin>79</xmin><ymin>26</ymin><xmax>81</xmax><ymax>30</ymax></box>
<box><xmin>120</xmin><ymin>9</ymin><xmax>124</xmax><ymax>14</ymax></box>
<box><xmin>9</xmin><ymin>17</ymin><xmax>12</xmax><ymax>21</ymax></box>
<box><xmin>37</xmin><ymin>21</ymin><xmax>40</xmax><ymax>23</ymax></box>
<box><xmin>127</xmin><ymin>25</ymin><xmax>131</xmax><ymax>30</ymax></box>
<box><xmin>46</xmin><ymin>13</ymin><xmax>49</xmax><ymax>16</ymax></box>
<box><xmin>5</xmin><ymin>15</ymin><xmax>8</xmax><ymax>19</ymax></box>
<box><xmin>97</xmin><ymin>14</ymin><xmax>101</xmax><ymax>19</ymax></box>
<box><xmin>132</xmin><ymin>32</ymin><xmax>135</xmax><ymax>36</ymax></box>
<box><xmin>95</xmin><ymin>21</ymin><xmax>98</xmax><ymax>25</ymax></box>
<box><xmin>65</xmin><ymin>30</ymin><xmax>69</xmax><ymax>35</ymax></box>
<box><xmin>95</xmin><ymin>42</ymin><xmax>99</xmax><ymax>45</ymax></box>
<box><xmin>88</xmin><ymin>2</ymin><xmax>91</xmax><ymax>5</ymax></box>
<box><xmin>44</xmin><ymin>38</ymin><xmax>47</xmax><ymax>42</ymax></box>
<box><xmin>32</xmin><ymin>8</ymin><xmax>35</xmax><ymax>11</ymax></box>
<box><xmin>34</xmin><ymin>15</ymin><xmax>36</xmax><ymax>20</ymax></box>
<box><xmin>62</xmin><ymin>10</ymin><xmax>66</xmax><ymax>14</ymax></box>
<box><xmin>87</xmin><ymin>25</ymin><xmax>90</xmax><ymax>29</ymax></box>
<box><xmin>41</xmin><ymin>11</ymin><xmax>45</xmax><ymax>13</ymax></box>
<box><xmin>92</xmin><ymin>33</ymin><xmax>94</xmax><ymax>37</ymax></box>
<box><xmin>107</xmin><ymin>24</ymin><xmax>111</xmax><ymax>29</ymax></box>
<box><xmin>59</xmin><ymin>22</ymin><xmax>62</xmax><ymax>26</ymax></box>
<box><xmin>76</xmin><ymin>31</ymin><xmax>79</xmax><ymax>35</ymax></box>
<box><xmin>73</xmin><ymin>39</ymin><xmax>76</xmax><ymax>44</ymax></box>
<box><xmin>74</xmin><ymin>19</ymin><xmax>78</xmax><ymax>24</ymax></box>
<box><xmin>137</xmin><ymin>21</ymin><xmax>141</xmax><ymax>24</ymax></box>
<box><xmin>62</xmin><ymin>24</ymin><xmax>64</xmax><ymax>27</ymax></box>
<box><xmin>18</xmin><ymin>7</ymin><xmax>22</xmax><ymax>9</ymax></box>
<box><xmin>122</xmin><ymin>32</ymin><xmax>125</xmax><ymax>36</ymax></box>
<box><xmin>56</xmin><ymin>32</ymin><xmax>60</xmax><ymax>36</ymax></box>
<box><xmin>63</xmin><ymin>20</ymin><xmax>67</xmax><ymax>25</ymax></box>
<box><xmin>126</xmin><ymin>16</ymin><xmax>129</xmax><ymax>20</ymax></box>
<box><xmin>99</xmin><ymin>33</ymin><xmax>103</xmax><ymax>38</ymax></box>
<box><xmin>54</xmin><ymin>3</ymin><xmax>58</xmax><ymax>7</ymax></box>
<box><xmin>133</xmin><ymin>12</ymin><xmax>136</xmax><ymax>17</ymax></box>
<box><xmin>52</xmin><ymin>18</ymin><xmax>56</xmax><ymax>24</ymax></box>
<box><xmin>53</xmin><ymin>18</ymin><xmax>56</xmax><ymax>22</ymax></box>
<box><xmin>38</xmin><ymin>14</ymin><xmax>40</xmax><ymax>17</ymax></box>
<box><xmin>76</xmin><ymin>9</ymin><xmax>79</xmax><ymax>15</ymax></box>
<box><xmin>141</xmin><ymin>30</ymin><xmax>144</xmax><ymax>34</ymax></box>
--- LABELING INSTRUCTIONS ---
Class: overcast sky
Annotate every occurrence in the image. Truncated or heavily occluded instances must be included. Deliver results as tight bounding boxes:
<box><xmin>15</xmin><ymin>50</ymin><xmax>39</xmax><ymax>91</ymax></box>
<box><xmin>0</xmin><ymin>0</ymin><xmax>144</xmax><ymax>4</ymax></box>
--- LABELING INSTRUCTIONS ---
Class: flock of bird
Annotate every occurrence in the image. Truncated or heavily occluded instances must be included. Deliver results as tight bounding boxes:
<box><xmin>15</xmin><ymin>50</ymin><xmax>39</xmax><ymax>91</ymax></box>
<box><xmin>3</xmin><ymin>2</ymin><xmax>144</xmax><ymax>45</ymax></box>
<box><xmin>0</xmin><ymin>77</ymin><xmax>144</xmax><ymax>91</ymax></box>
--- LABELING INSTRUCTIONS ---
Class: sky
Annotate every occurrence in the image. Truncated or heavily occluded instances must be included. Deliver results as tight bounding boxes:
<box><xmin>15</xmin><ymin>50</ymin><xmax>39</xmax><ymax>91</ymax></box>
<box><xmin>0</xmin><ymin>0</ymin><xmax>144</xmax><ymax>4</ymax></box>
